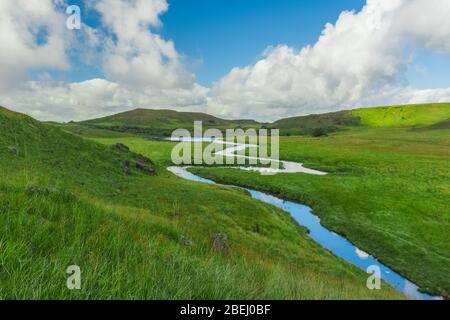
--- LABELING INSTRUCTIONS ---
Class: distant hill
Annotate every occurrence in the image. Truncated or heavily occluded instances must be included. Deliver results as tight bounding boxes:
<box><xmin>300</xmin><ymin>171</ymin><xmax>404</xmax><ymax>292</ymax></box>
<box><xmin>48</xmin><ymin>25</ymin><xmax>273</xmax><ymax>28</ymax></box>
<box><xmin>270</xmin><ymin>103</ymin><xmax>450</xmax><ymax>136</ymax></box>
<box><xmin>81</xmin><ymin>108</ymin><xmax>260</xmax><ymax>137</ymax></box>
<box><xmin>59</xmin><ymin>103</ymin><xmax>450</xmax><ymax>137</ymax></box>
<box><xmin>270</xmin><ymin>110</ymin><xmax>360</xmax><ymax>136</ymax></box>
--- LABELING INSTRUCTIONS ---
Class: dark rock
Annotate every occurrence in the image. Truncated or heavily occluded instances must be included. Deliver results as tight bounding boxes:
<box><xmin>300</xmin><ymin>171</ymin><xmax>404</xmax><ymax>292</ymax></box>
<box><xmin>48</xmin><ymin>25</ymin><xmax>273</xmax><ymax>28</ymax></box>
<box><xmin>211</xmin><ymin>233</ymin><xmax>230</xmax><ymax>255</ymax></box>
<box><xmin>136</xmin><ymin>153</ymin><xmax>154</xmax><ymax>165</ymax></box>
<box><xmin>113</xmin><ymin>143</ymin><xmax>130</xmax><ymax>152</ymax></box>
<box><xmin>180</xmin><ymin>236</ymin><xmax>194</xmax><ymax>246</ymax></box>
<box><xmin>7</xmin><ymin>146</ymin><xmax>18</xmax><ymax>156</ymax></box>
<box><xmin>136</xmin><ymin>162</ymin><xmax>156</xmax><ymax>176</ymax></box>
<box><xmin>26</xmin><ymin>185</ymin><xmax>53</xmax><ymax>196</ymax></box>
<box><xmin>121</xmin><ymin>160</ymin><xmax>131</xmax><ymax>175</ymax></box>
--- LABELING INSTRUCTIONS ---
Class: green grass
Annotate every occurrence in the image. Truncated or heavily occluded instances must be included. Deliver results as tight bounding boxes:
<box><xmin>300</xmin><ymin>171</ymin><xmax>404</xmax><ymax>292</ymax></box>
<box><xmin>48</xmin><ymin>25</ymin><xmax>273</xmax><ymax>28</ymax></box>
<box><xmin>65</xmin><ymin>103</ymin><xmax>450</xmax><ymax>138</ymax></box>
<box><xmin>351</xmin><ymin>103</ymin><xmax>450</xmax><ymax>127</ymax></box>
<box><xmin>268</xmin><ymin>103</ymin><xmax>450</xmax><ymax>135</ymax></box>
<box><xmin>190</xmin><ymin>126</ymin><xmax>450</xmax><ymax>297</ymax></box>
<box><xmin>49</xmin><ymin>122</ymin><xmax>135</xmax><ymax>139</ymax></box>
<box><xmin>270</xmin><ymin>110</ymin><xmax>360</xmax><ymax>136</ymax></box>
<box><xmin>0</xmin><ymin>107</ymin><xmax>402</xmax><ymax>299</ymax></box>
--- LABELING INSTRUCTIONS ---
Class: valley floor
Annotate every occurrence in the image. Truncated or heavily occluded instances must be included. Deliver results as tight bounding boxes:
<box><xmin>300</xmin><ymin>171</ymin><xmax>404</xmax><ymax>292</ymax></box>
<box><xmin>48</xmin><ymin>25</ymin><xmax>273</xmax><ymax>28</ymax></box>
<box><xmin>189</xmin><ymin>127</ymin><xmax>450</xmax><ymax>297</ymax></box>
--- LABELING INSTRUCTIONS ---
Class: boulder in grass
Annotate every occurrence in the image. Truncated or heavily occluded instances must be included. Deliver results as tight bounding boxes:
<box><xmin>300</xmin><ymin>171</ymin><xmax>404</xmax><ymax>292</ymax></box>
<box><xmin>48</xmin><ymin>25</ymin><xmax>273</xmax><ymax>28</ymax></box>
<box><xmin>113</xmin><ymin>143</ymin><xmax>130</xmax><ymax>153</ymax></box>
<box><xmin>211</xmin><ymin>233</ymin><xmax>230</xmax><ymax>255</ymax></box>
<box><xmin>7</xmin><ymin>146</ymin><xmax>18</xmax><ymax>156</ymax></box>
<box><xmin>136</xmin><ymin>153</ymin><xmax>154</xmax><ymax>165</ymax></box>
<box><xmin>180</xmin><ymin>236</ymin><xmax>194</xmax><ymax>247</ymax></box>
<box><xmin>136</xmin><ymin>162</ymin><xmax>156</xmax><ymax>176</ymax></box>
<box><xmin>121</xmin><ymin>160</ymin><xmax>131</xmax><ymax>175</ymax></box>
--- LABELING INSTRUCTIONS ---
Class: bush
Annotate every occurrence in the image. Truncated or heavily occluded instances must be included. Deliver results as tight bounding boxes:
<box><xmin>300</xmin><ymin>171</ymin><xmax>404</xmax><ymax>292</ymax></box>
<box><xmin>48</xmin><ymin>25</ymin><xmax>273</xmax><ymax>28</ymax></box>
<box><xmin>311</xmin><ymin>127</ymin><xmax>328</xmax><ymax>137</ymax></box>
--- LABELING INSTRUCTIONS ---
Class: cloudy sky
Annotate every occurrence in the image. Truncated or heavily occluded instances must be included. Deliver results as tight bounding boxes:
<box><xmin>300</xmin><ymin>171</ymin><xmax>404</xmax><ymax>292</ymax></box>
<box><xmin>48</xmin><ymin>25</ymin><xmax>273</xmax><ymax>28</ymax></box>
<box><xmin>1</xmin><ymin>0</ymin><xmax>450</xmax><ymax>122</ymax></box>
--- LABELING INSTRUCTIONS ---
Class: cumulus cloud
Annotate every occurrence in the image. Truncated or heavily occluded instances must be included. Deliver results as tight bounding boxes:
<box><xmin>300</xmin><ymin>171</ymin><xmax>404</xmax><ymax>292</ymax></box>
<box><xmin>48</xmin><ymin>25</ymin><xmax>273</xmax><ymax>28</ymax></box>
<box><xmin>0</xmin><ymin>0</ymin><xmax>208</xmax><ymax>120</ymax></box>
<box><xmin>0</xmin><ymin>0</ymin><xmax>70</xmax><ymax>91</ymax></box>
<box><xmin>94</xmin><ymin>0</ymin><xmax>199</xmax><ymax>90</ymax></box>
<box><xmin>2</xmin><ymin>78</ymin><xmax>208</xmax><ymax>121</ymax></box>
<box><xmin>209</xmin><ymin>0</ymin><xmax>450</xmax><ymax>121</ymax></box>
<box><xmin>395</xmin><ymin>0</ymin><xmax>450</xmax><ymax>54</ymax></box>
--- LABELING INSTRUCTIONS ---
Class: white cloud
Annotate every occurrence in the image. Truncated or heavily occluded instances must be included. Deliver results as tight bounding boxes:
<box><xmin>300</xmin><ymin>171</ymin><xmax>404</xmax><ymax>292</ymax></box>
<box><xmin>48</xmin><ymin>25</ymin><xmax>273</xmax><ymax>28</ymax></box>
<box><xmin>94</xmin><ymin>0</ymin><xmax>198</xmax><ymax>90</ymax></box>
<box><xmin>0</xmin><ymin>0</ymin><xmax>208</xmax><ymax>120</ymax></box>
<box><xmin>209</xmin><ymin>0</ymin><xmax>450</xmax><ymax>121</ymax></box>
<box><xmin>2</xmin><ymin>78</ymin><xmax>208</xmax><ymax>121</ymax></box>
<box><xmin>395</xmin><ymin>0</ymin><xmax>450</xmax><ymax>54</ymax></box>
<box><xmin>0</xmin><ymin>0</ymin><xmax>70</xmax><ymax>91</ymax></box>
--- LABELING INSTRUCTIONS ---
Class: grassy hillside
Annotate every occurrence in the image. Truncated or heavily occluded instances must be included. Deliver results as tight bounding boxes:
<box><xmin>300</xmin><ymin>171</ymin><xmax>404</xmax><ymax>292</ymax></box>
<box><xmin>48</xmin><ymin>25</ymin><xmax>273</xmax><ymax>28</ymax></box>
<box><xmin>270</xmin><ymin>110</ymin><xmax>360</xmax><ymax>136</ymax></box>
<box><xmin>48</xmin><ymin>122</ymin><xmax>135</xmax><ymax>139</ymax></box>
<box><xmin>270</xmin><ymin>103</ymin><xmax>450</xmax><ymax>135</ymax></box>
<box><xmin>351</xmin><ymin>103</ymin><xmax>450</xmax><ymax>127</ymax></box>
<box><xmin>0</xmin><ymin>106</ymin><xmax>402</xmax><ymax>299</ymax></box>
<box><xmin>420</xmin><ymin>118</ymin><xmax>450</xmax><ymax>130</ymax></box>
<box><xmin>81</xmin><ymin>108</ymin><xmax>260</xmax><ymax>137</ymax></box>
<box><xmin>64</xmin><ymin>103</ymin><xmax>450</xmax><ymax>138</ymax></box>
<box><xmin>191</xmin><ymin>126</ymin><xmax>450</xmax><ymax>297</ymax></box>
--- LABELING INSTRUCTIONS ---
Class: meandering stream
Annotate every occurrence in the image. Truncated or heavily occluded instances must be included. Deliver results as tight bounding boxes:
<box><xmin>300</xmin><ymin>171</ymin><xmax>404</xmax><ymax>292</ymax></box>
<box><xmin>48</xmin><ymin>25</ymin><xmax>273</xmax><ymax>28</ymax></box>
<box><xmin>167</xmin><ymin>138</ymin><xmax>441</xmax><ymax>300</ymax></box>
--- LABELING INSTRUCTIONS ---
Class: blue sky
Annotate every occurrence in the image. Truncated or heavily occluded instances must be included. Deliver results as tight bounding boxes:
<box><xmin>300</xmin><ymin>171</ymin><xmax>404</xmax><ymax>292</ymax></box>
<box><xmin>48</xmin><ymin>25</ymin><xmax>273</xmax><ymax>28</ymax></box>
<box><xmin>62</xmin><ymin>0</ymin><xmax>367</xmax><ymax>85</ymax></box>
<box><xmin>406</xmin><ymin>50</ymin><xmax>450</xmax><ymax>89</ymax></box>
<box><xmin>160</xmin><ymin>0</ymin><xmax>366</xmax><ymax>85</ymax></box>
<box><xmin>62</xmin><ymin>0</ymin><xmax>449</xmax><ymax>89</ymax></box>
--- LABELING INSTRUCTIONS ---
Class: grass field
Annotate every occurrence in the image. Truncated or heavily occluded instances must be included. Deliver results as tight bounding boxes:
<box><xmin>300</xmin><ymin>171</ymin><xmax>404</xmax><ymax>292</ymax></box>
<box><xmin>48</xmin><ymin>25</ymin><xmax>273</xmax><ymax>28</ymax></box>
<box><xmin>190</xmin><ymin>126</ymin><xmax>450</xmax><ymax>297</ymax></box>
<box><xmin>351</xmin><ymin>103</ymin><xmax>450</xmax><ymax>127</ymax></box>
<box><xmin>2</xmin><ymin>103</ymin><xmax>448</xmax><ymax>299</ymax></box>
<box><xmin>0</xmin><ymin>106</ymin><xmax>403</xmax><ymax>299</ymax></box>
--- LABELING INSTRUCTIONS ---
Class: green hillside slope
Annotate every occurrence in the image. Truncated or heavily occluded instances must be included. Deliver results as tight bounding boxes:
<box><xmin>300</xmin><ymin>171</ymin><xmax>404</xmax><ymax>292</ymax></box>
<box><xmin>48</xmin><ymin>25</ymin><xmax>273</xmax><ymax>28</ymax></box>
<box><xmin>271</xmin><ymin>110</ymin><xmax>360</xmax><ymax>136</ymax></box>
<box><xmin>68</xmin><ymin>103</ymin><xmax>450</xmax><ymax>138</ymax></box>
<box><xmin>81</xmin><ymin>108</ymin><xmax>260</xmax><ymax>137</ymax></box>
<box><xmin>0</xmin><ymin>106</ymin><xmax>401</xmax><ymax>299</ymax></box>
<box><xmin>351</xmin><ymin>103</ymin><xmax>450</xmax><ymax>127</ymax></box>
<box><xmin>271</xmin><ymin>103</ymin><xmax>450</xmax><ymax>135</ymax></box>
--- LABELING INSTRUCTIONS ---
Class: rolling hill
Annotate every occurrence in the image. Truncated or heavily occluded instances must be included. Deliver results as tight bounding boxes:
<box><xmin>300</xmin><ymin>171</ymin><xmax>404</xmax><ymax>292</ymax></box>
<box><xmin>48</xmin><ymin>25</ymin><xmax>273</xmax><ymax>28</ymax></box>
<box><xmin>74</xmin><ymin>103</ymin><xmax>450</xmax><ymax>138</ymax></box>
<box><xmin>270</xmin><ymin>110</ymin><xmax>360</xmax><ymax>136</ymax></box>
<box><xmin>351</xmin><ymin>103</ymin><xmax>450</xmax><ymax>127</ymax></box>
<box><xmin>271</xmin><ymin>103</ymin><xmax>450</xmax><ymax>135</ymax></box>
<box><xmin>80</xmin><ymin>108</ymin><xmax>260</xmax><ymax>137</ymax></box>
